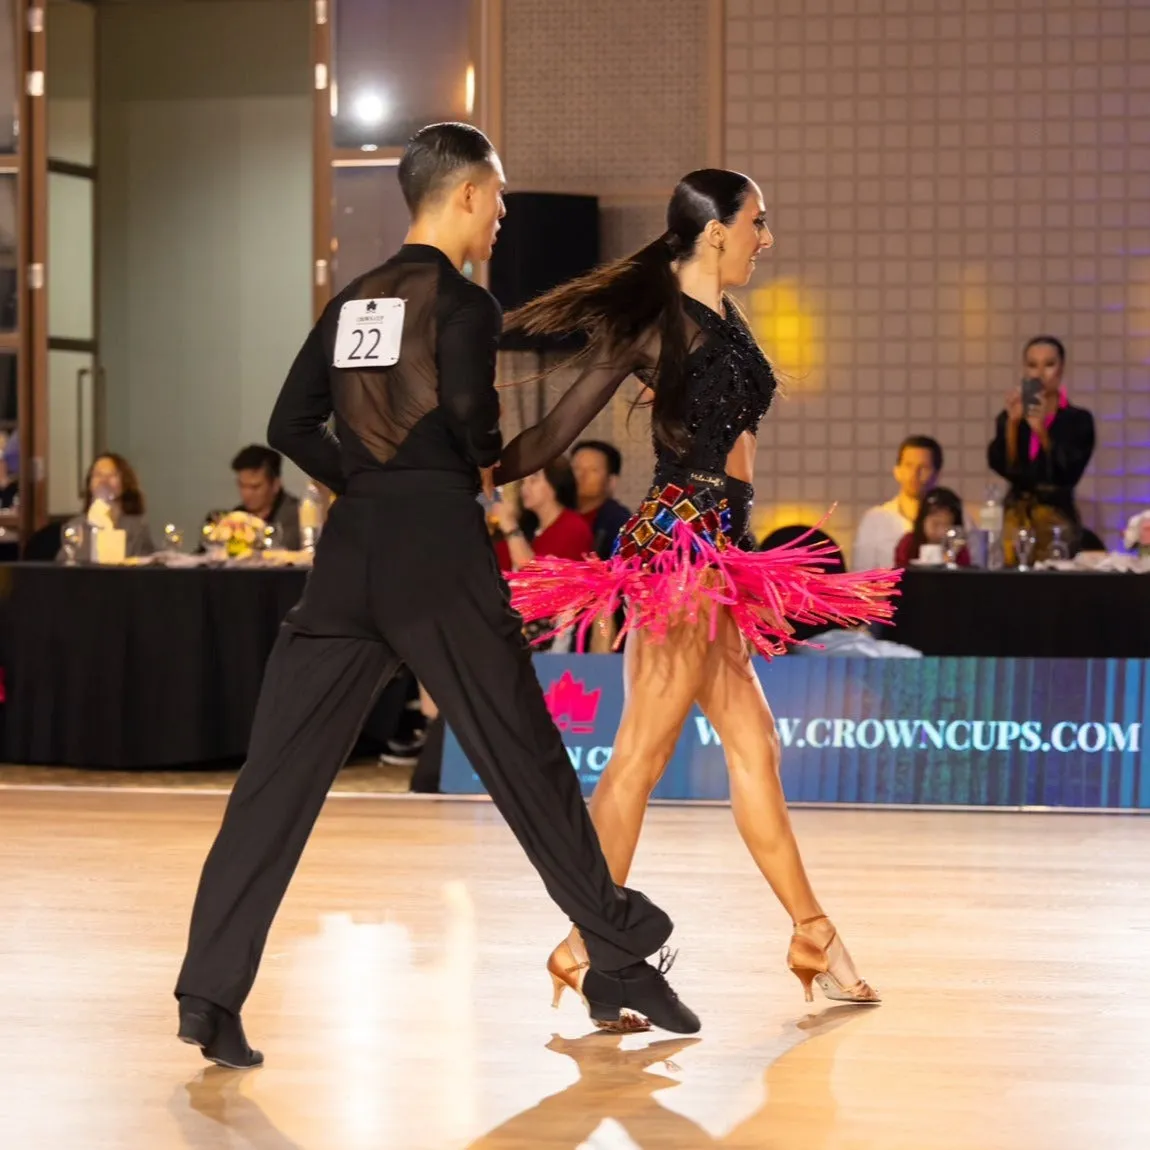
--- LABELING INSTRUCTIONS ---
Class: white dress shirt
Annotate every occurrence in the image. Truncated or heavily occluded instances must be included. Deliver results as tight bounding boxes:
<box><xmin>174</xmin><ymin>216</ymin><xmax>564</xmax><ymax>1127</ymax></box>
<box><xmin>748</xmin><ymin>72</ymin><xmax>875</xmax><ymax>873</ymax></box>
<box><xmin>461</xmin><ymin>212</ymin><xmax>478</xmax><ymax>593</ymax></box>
<box><xmin>852</xmin><ymin>498</ymin><xmax>912</xmax><ymax>571</ymax></box>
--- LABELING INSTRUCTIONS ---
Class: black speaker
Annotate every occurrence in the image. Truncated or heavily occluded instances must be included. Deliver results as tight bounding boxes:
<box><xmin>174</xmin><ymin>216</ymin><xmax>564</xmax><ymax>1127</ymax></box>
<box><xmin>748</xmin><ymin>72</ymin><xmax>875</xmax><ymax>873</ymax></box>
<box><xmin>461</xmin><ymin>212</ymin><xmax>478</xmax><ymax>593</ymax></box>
<box><xmin>489</xmin><ymin>192</ymin><xmax>600</xmax><ymax>351</ymax></box>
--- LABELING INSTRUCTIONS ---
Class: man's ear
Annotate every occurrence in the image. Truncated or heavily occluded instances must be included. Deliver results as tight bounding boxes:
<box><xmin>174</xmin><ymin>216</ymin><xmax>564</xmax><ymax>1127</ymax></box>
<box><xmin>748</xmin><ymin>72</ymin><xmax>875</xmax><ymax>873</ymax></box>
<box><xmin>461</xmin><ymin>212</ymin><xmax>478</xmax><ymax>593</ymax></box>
<box><xmin>455</xmin><ymin>176</ymin><xmax>478</xmax><ymax>214</ymax></box>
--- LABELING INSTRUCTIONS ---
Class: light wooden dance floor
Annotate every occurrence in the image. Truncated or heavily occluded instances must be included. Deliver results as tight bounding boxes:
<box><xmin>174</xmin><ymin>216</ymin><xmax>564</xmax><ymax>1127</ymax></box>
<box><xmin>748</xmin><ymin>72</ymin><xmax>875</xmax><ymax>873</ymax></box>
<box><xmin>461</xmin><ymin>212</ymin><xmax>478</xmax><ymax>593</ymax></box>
<box><xmin>1</xmin><ymin>787</ymin><xmax>1147</xmax><ymax>1150</ymax></box>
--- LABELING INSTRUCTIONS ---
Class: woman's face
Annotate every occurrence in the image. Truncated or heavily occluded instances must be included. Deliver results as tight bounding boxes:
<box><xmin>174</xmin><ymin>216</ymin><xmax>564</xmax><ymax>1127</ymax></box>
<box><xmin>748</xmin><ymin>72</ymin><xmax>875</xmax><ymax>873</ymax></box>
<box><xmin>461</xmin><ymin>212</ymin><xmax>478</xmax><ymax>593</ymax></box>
<box><xmin>519</xmin><ymin>471</ymin><xmax>555</xmax><ymax>513</ymax></box>
<box><xmin>89</xmin><ymin>456</ymin><xmax>123</xmax><ymax>500</ymax></box>
<box><xmin>1024</xmin><ymin>341</ymin><xmax>1064</xmax><ymax>396</ymax></box>
<box><xmin>923</xmin><ymin>508</ymin><xmax>957</xmax><ymax>544</ymax></box>
<box><xmin>719</xmin><ymin>183</ymin><xmax>773</xmax><ymax>288</ymax></box>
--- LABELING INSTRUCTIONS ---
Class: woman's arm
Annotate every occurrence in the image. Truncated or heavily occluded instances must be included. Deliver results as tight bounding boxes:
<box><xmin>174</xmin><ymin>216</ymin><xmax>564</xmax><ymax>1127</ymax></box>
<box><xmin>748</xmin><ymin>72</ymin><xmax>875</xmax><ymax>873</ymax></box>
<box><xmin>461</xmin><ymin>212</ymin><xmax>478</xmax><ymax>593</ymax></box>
<box><xmin>493</xmin><ymin>498</ymin><xmax>534</xmax><ymax>570</ymax></box>
<box><xmin>495</xmin><ymin>337</ymin><xmax>654</xmax><ymax>485</ymax></box>
<box><xmin>987</xmin><ymin>409</ymin><xmax>1022</xmax><ymax>483</ymax></box>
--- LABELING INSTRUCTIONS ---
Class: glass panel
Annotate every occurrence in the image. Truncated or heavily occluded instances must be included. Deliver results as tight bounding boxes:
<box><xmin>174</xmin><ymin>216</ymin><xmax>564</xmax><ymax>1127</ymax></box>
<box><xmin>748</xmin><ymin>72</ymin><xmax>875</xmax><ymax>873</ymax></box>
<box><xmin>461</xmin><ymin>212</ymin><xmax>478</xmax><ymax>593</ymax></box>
<box><xmin>332</xmin><ymin>165</ymin><xmax>409</xmax><ymax>293</ymax></box>
<box><xmin>0</xmin><ymin>172</ymin><xmax>15</xmax><ymax>332</ymax></box>
<box><xmin>332</xmin><ymin>0</ymin><xmax>474</xmax><ymax>149</ymax></box>
<box><xmin>0</xmin><ymin>353</ymin><xmax>18</xmax><ymax>512</ymax></box>
<box><xmin>48</xmin><ymin>171</ymin><xmax>93</xmax><ymax>340</ymax></box>
<box><xmin>47</xmin><ymin>349</ymin><xmax>93</xmax><ymax>516</ymax></box>
<box><xmin>0</xmin><ymin>0</ymin><xmax>17</xmax><ymax>154</ymax></box>
<box><xmin>47</xmin><ymin>0</ymin><xmax>95</xmax><ymax>166</ymax></box>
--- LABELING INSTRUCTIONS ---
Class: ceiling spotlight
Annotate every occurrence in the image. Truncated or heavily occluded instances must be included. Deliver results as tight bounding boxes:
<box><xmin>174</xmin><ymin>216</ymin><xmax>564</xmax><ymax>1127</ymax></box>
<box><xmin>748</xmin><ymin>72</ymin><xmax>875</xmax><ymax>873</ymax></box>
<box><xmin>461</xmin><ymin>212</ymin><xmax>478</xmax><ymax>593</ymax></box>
<box><xmin>353</xmin><ymin>92</ymin><xmax>387</xmax><ymax>127</ymax></box>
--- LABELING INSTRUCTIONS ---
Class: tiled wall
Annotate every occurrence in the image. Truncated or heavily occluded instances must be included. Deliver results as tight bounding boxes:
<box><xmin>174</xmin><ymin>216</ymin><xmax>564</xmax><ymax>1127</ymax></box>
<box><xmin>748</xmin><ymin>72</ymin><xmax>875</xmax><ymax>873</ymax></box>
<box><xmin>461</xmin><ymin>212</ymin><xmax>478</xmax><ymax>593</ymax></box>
<box><xmin>498</xmin><ymin>0</ymin><xmax>711</xmax><ymax>510</ymax></box>
<box><xmin>500</xmin><ymin>0</ymin><xmax>1150</xmax><ymax>556</ymax></box>
<box><xmin>727</xmin><ymin>0</ymin><xmax>1150</xmax><ymax>555</ymax></box>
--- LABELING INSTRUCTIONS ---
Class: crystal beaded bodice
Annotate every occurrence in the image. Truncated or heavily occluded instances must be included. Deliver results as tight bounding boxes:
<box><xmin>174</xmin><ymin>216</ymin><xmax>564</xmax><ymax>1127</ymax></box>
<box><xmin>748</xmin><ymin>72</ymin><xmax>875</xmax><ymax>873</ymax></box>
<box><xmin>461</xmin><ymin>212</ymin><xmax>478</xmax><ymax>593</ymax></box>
<box><xmin>652</xmin><ymin>295</ymin><xmax>777</xmax><ymax>480</ymax></box>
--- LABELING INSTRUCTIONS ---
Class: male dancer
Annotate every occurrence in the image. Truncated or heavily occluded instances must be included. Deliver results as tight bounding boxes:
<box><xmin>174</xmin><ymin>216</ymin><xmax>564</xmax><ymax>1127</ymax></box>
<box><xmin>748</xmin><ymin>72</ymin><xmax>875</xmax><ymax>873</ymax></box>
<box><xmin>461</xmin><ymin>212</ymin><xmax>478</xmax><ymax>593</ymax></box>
<box><xmin>174</xmin><ymin>123</ymin><xmax>699</xmax><ymax>1067</ymax></box>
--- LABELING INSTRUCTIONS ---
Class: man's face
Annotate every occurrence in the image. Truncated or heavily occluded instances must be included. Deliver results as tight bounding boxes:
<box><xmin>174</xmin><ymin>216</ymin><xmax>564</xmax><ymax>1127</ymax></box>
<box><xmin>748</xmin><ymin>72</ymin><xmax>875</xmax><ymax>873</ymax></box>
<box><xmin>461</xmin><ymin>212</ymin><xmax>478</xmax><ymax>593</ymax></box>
<box><xmin>893</xmin><ymin>447</ymin><xmax>937</xmax><ymax>501</ymax></box>
<box><xmin>572</xmin><ymin>448</ymin><xmax>613</xmax><ymax>506</ymax></box>
<box><xmin>236</xmin><ymin>467</ymin><xmax>280</xmax><ymax>515</ymax></box>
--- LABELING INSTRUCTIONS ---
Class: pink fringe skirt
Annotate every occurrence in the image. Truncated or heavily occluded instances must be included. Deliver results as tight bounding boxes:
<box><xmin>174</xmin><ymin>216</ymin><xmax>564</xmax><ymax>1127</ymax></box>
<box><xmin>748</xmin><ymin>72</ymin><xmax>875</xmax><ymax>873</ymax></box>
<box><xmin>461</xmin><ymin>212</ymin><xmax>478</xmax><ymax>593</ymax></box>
<box><xmin>508</xmin><ymin>513</ymin><xmax>902</xmax><ymax>658</ymax></box>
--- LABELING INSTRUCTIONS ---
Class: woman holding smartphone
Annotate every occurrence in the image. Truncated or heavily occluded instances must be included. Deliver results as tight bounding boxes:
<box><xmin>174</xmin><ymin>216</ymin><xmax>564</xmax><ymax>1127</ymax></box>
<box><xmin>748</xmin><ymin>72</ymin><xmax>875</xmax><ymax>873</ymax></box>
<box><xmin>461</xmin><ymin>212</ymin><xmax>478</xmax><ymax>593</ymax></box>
<box><xmin>988</xmin><ymin>335</ymin><xmax>1095</xmax><ymax>557</ymax></box>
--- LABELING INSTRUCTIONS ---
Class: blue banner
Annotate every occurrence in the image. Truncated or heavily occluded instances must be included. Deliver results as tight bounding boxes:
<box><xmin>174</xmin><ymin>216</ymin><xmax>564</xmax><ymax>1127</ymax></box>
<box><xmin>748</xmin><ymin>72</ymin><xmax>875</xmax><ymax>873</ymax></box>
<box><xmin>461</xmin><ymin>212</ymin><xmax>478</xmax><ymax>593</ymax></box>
<box><xmin>438</xmin><ymin>655</ymin><xmax>1150</xmax><ymax>809</ymax></box>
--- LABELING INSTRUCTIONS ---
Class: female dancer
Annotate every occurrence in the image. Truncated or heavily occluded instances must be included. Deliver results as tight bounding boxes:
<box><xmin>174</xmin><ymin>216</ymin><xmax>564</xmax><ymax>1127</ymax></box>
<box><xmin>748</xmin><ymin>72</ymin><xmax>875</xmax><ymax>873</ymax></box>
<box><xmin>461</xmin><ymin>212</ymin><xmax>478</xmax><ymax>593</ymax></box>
<box><xmin>494</xmin><ymin>169</ymin><xmax>898</xmax><ymax>1017</ymax></box>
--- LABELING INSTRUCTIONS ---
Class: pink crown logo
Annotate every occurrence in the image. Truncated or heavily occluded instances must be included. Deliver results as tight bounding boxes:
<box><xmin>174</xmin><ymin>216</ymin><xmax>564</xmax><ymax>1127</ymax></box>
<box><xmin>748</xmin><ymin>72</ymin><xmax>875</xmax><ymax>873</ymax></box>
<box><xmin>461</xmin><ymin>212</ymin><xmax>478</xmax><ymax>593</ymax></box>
<box><xmin>544</xmin><ymin>671</ymin><xmax>601</xmax><ymax>735</ymax></box>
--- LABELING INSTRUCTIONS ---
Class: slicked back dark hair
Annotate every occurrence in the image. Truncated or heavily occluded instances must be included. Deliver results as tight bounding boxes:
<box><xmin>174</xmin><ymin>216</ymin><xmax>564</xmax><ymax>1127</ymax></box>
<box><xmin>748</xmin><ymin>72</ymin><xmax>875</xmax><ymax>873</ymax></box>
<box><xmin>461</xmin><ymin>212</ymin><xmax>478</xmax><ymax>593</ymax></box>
<box><xmin>397</xmin><ymin>122</ymin><xmax>497</xmax><ymax>214</ymax></box>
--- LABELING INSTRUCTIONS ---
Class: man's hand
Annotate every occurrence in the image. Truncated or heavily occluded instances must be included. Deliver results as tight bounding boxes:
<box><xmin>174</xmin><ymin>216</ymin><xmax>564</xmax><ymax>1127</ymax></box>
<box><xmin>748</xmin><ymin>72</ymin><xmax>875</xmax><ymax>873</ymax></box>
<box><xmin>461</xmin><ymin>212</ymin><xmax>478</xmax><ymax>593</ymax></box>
<box><xmin>479</xmin><ymin>466</ymin><xmax>497</xmax><ymax>502</ymax></box>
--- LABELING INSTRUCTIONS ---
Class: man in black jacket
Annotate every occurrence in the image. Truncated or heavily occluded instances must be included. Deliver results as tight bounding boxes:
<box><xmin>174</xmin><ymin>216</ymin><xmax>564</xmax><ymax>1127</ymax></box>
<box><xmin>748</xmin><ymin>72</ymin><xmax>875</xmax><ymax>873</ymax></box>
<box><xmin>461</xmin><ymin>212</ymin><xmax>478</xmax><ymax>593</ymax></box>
<box><xmin>173</xmin><ymin>123</ymin><xmax>697</xmax><ymax>1068</ymax></box>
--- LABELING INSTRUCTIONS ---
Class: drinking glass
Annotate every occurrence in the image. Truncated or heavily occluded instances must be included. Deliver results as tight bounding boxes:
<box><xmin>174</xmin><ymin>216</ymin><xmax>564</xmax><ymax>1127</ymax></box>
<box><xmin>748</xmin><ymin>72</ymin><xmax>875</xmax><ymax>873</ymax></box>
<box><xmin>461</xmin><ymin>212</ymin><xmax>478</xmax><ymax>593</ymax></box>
<box><xmin>1047</xmin><ymin>524</ymin><xmax>1071</xmax><ymax>563</ymax></box>
<box><xmin>943</xmin><ymin>526</ymin><xmax>966</xmax><ymax>569</ymax></box>
<box><xmin>1015</xmin><ymin>526</ymin><xmax>1036</xmax><ymax>572</ymax></box>
<box><xmin>61</xmin><ymin>523</ymin><xmax>83</xmax><ymax>565</ymax></box>
<box><xmin>164</xmin><ymin>523</ymin><xmax>184</xmax><ymax>552</ymax></box>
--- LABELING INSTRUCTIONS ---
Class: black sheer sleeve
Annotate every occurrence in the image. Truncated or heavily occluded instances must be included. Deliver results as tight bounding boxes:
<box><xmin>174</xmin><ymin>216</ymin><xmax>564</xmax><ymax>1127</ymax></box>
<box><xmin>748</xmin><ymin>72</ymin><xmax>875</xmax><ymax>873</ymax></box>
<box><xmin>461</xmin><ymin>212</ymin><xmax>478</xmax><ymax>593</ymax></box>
<box><xmin>268</xmin><ymin>321</ymin><xmax>346</xmax><ymax>494</ymax></box>
<box><xmin>495</xmin><ymin>336</ymin><xmax>654</xmax><ymax>484</ymax></box>
<box><xmin>436</xmin><ymin>288</ymin><xmax>503</xmax><ymax>468</ymax></box>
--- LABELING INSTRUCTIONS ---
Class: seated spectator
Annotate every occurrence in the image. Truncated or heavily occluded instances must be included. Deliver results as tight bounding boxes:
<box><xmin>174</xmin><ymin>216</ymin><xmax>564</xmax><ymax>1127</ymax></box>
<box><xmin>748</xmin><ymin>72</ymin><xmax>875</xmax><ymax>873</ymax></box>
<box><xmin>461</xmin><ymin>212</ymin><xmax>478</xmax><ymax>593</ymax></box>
<box><xmin>988</xmin><ymin>335</ymin><xmax>1095</xmax><ymax>559</ymax></box>
<box><xmin>895</xmin><ymin>487</ymin><xmax>970</xmax><ymax>567</ymax></box>
<box><xmin>852</xmin><ymin>435</ymin><xmax>943</xmax><ymax>570</ymax></box>
<box><xmin>209</xmin><ymin>445</ymin><xmax>301</xmax><ymax>549</ymax></box>
<box><xmin>493</xmin><ymin>457</ymin><xmax>593</xmax><ymax>572</ymax></box>
<box><xmin>61</xmin><ymin>452</ymin><xmax>154</xmax><ymax>558</ymax></box>
<box><xmin>571</xmin><ymin>439</ymin><xmax>632</xmax><ymax>560</ymax></box>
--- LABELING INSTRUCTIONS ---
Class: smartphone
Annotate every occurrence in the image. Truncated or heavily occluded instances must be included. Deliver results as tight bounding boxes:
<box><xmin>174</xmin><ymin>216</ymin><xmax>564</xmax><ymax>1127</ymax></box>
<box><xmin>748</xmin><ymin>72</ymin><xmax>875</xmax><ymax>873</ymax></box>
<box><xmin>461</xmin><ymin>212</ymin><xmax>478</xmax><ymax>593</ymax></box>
<box><xmin>1021</xmin><ymin>377</ymin><xmax>1043</xmax><ymax>411</ymax></box>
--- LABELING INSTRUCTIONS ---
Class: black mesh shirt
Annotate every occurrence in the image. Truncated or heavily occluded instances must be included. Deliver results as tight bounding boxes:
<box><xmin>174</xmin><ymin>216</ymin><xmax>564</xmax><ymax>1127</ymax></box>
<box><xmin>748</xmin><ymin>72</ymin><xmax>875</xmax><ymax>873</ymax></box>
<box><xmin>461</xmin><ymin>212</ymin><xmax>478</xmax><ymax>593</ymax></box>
<box><xmin>268</xmin><ymin>244</ymin><xmax>503</xmax><ymax>494</ymax></box>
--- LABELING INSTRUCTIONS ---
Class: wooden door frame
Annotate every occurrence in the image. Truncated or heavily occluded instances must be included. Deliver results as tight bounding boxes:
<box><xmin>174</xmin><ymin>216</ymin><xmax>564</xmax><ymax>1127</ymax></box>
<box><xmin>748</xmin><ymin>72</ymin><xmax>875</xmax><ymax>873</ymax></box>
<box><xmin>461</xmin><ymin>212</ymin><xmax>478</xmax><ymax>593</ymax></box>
<box><xmin>18</xmin><ymin>0</ymin><xmax>100</xmax><ymax>539</ymax></box>
<box><xmin>23</xmin><ymin>0</ymin><xmax>48</xmax><ymax>537</ymax></box>
<box><xmin>311</xmin><ymin>0</ymin><xmax>503</xmax><ymax>317</ymax></box>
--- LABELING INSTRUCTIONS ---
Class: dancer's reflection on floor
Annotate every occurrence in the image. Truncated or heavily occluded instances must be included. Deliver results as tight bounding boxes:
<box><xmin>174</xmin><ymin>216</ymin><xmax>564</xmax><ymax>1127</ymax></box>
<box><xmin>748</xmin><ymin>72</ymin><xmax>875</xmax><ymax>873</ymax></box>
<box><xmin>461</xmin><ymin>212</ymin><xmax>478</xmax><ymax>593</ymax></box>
<box><xmin>467</xmin><ymin>1031</ymin><xmax>711</xmax><ymax>1149</ymax></box>
<box><xmin>171</xmin><ymin>1068</ymin><xmax>305</xmax><ymax>1150</ymax></box>
<box><xmin>468</xmin><ymin>1001</ymin><xmax>870</xmax><ymax>1150</ymax></box>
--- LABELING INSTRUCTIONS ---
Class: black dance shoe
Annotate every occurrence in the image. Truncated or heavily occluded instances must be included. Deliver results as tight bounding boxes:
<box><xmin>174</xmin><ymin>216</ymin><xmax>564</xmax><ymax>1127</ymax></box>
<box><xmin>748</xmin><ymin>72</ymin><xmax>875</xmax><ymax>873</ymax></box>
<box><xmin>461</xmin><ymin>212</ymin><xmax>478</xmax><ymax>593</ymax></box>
<box><xmin>581</xmin><ymin>948</ymin><xmax>701</xmax><ymax>1035</ymax></box>
<box><xmin>177</xmin><ymin>995</ymin><xmax>264</xmax><ymax>1069</ymax></box>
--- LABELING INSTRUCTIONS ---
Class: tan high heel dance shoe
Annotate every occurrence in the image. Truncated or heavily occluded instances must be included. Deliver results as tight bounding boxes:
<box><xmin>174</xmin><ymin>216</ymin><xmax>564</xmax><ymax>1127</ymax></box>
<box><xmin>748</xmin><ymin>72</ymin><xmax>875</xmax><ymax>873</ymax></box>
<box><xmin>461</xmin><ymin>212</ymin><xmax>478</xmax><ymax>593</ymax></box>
<box><xmin>787</xmin><ymin>914</ymin><xmax>881</xmax><ymax>1005</ymax></box>
<box><xmin>546</xmin><ymin>940</ymin><xmax>652</xmax><ymax>1032</ymax></box>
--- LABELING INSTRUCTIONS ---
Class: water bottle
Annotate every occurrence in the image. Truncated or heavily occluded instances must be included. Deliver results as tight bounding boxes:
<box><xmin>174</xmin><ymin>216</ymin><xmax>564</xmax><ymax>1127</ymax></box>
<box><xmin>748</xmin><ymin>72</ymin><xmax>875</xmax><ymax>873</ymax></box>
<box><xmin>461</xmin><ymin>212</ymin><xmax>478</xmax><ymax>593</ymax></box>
<box><xmin>1048</xmin><ymin>524</ymin><xmax>1071</xmax><ymax>562</ymax></box>
<box><xmin>299</xmin><ymin>482</ymin><xmax>324</xmax><ymax>552</ymax></box>
<box><xmin>979</xmin><ymin>485</ymin><xmax>1004</xmax><ymax>569</ymax></box>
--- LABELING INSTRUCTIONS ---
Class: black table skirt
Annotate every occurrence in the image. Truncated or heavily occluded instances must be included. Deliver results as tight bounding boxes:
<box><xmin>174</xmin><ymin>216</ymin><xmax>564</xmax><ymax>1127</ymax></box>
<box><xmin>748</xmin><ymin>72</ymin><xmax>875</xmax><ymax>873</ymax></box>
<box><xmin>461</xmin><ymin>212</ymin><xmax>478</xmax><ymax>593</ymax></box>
<box><xmin>887</xmin><ymin>569</ymin><xmax>1150</xmax><ymax>658</ymax></box>
<box><xmin>4</xmin><ymin>563</ymin><xmax>1147</xmax><ymax>768</ymax></box>
<box><xmin>0</xmin><ymin>564</ymin><xmax>309</xmax><ymax>768</ymax></box>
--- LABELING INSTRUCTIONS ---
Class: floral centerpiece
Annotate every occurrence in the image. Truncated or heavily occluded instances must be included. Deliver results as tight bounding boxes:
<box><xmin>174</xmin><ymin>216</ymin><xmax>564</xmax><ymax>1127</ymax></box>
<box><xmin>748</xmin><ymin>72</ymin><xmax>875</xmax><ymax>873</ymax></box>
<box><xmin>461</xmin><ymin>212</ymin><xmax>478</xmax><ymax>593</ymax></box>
<box><xmin>205</xmin><ymin>511</ymin><xmax>267</xmax><ymax>559</ymax></box>
<box><xmin>1123</xmin><ymin>511</ymin><xmax>1150</xmax><ymax>558</ymax></box>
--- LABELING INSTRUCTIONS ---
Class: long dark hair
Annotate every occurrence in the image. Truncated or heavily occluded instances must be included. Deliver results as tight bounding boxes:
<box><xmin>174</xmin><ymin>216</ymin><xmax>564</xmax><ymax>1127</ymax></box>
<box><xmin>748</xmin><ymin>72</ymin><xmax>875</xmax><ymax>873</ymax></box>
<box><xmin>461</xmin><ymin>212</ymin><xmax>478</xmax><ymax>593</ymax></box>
<box><xmin>912</xmin><ymin>487</ymin><xmax>963</xmax><ymax>549</ymax></box>
<box><xmin>84</xmin><ymin>452</ymin><xmax>145</xmax><ymax>516</ymax></box>
<box><xmin>1024</xmin><ymin>334</ymin><xmax>1066</xmax><ymax>366</ymax></box>
<box><xmin>519</xmin><ymin>456</ymin><xmax>578</xmax><ymax>542</ymax></box>
<box><xmin>505</xmin><ymin>169</ymin><xmax>756</xmax><ymax>455</ymax></box>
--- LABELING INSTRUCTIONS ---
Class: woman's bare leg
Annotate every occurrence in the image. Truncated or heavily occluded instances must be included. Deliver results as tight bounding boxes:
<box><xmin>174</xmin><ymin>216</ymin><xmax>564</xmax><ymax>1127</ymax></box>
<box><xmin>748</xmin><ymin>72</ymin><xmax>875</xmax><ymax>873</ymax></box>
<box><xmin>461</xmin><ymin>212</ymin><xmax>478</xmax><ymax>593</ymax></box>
<box><xmin>695</xmin><ymin>610</ymin><xmax>868</xmax><ymax>989</ymax></box>
<box><xmin>561</xmin><ymin>612</ymin><xmax>712</xmax><ymax>964</ymax></box>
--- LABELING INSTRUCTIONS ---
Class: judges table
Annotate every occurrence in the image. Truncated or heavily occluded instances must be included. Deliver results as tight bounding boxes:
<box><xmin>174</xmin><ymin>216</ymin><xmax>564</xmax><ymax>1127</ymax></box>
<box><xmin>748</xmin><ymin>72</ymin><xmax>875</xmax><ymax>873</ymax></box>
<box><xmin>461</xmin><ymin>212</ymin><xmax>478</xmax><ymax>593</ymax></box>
<box><xmin>1</xmin><ymin>563</ymin><xmax>1148</xmax><ymax>768</ymax></box>
<box><xmin>887</xmin><ymin>567</ymin><xmax>1150</xmax><ymax>658</ymax></box>
<box><xmin>0</xmin><ymin>564</ymin><xmax>308</xmax><ymax>768</ymax></box>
